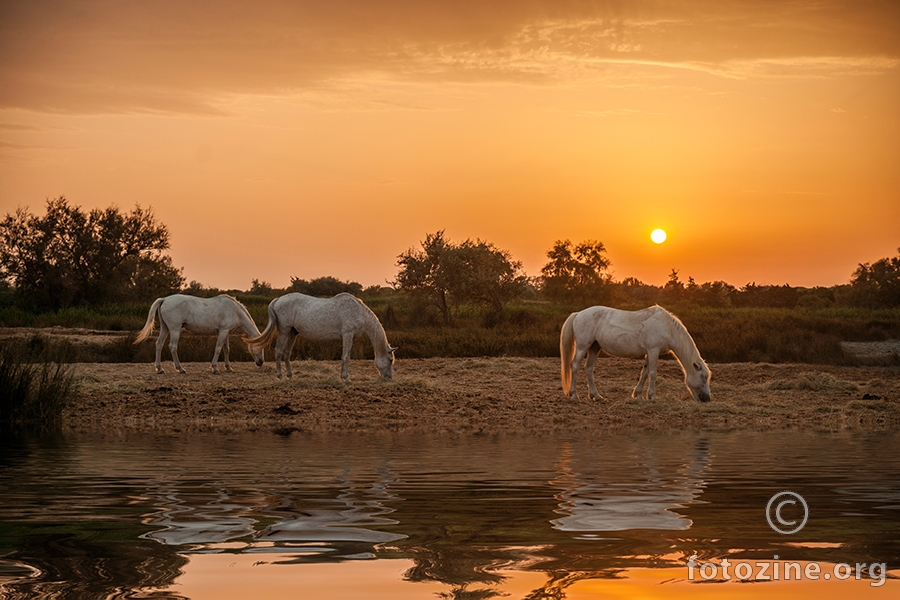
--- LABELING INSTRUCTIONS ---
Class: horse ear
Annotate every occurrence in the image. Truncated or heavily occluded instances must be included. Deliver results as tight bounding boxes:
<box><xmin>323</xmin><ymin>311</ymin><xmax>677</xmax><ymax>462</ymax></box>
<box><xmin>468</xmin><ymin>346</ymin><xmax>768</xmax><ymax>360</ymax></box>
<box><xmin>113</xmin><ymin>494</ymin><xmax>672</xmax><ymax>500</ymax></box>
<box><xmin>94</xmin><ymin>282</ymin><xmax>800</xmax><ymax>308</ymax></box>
<box><xmin>389</xmin><ymin>345</ymin><xmax>399</xmax><ymax>353</ymax></box>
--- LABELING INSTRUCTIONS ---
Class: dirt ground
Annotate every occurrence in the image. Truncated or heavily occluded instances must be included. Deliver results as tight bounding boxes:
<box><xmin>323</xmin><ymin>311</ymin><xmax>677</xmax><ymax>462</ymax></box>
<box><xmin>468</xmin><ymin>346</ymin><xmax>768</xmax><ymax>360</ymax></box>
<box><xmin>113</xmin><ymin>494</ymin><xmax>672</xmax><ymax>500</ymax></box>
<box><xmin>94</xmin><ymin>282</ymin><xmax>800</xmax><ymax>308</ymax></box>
<box><xmin>63</xmin><ymin>355</ymin><xmax>900</xmax><ymax>434</ymax></box>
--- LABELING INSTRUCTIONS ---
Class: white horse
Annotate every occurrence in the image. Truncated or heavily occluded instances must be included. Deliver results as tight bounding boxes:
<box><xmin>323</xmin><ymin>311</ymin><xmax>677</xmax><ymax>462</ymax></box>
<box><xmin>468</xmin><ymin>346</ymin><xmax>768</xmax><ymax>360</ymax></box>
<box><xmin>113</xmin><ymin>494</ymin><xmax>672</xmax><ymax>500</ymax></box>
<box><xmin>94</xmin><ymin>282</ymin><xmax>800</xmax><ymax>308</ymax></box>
<box><xmin>135</xmin><ymin>294</ymin><xmax>265</xmax><ymax>374</ymax></box>
<box><xmin>245</xmin><ymin>292</ymin><xmax>397</xmax><ymax>381</ymax></box>
<box><xmin>560</xmin><ymin>305</ymin><xmax>711</xmax><ymax>402</ymax></box>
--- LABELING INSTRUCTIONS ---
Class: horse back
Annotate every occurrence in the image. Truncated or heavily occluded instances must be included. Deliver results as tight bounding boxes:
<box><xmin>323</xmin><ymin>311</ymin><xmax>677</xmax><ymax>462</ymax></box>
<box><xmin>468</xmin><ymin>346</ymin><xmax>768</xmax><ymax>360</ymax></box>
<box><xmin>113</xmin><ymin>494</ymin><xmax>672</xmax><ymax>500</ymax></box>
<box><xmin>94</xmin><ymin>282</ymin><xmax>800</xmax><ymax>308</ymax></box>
<box><xmin>159</xmin><ymin>294</ymin><xmax>244</xmax><ymax>333</ymax></box>
<box><xmin>577</xmin><ymin>305</ymin><xmax>670</xmax><ymax>357</ymax></box>
<box><xmin>275</xmin><ymin>292</ymin><xmax>367</xmax><ymax>339</ymax></box>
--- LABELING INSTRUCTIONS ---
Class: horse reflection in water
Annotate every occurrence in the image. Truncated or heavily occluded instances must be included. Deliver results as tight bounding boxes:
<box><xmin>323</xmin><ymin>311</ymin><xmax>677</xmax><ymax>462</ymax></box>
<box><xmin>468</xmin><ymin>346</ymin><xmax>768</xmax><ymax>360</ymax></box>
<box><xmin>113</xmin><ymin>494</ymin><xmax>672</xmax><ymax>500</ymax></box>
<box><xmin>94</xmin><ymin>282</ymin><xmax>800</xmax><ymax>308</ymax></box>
<box><xmin>551</xmin><ymin>437</ymin><xmax>712</xmax><ymax>533</ymax></box>
<box><xmin>506</xmin><ymin>437</ymin><xmax>714</xmax><ymax>600</ymax></box>
<box><xmin>142</xmin><ymin>471</ymin><xmax>405</xmax><ymax>555</ymax></box>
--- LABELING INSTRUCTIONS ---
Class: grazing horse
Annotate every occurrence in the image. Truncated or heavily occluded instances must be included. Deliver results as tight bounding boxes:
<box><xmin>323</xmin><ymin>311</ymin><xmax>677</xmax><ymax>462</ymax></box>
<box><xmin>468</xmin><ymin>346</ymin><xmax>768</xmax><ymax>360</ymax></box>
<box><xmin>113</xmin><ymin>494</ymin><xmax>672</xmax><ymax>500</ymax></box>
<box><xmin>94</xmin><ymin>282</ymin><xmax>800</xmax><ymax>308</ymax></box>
<box><xmin>560</xmin><ymin>305</ymin><xmax>711</xmax><ymax>402</ymax></box>
<box><xmin>135</xmin><ymin>294</ymin><xmax>264</xmax><ymax>374</ymax></box>
<box><xmin>245</xmin><ymin>292</ymin><xmax>396</xmax><ymax>381</ymax></box>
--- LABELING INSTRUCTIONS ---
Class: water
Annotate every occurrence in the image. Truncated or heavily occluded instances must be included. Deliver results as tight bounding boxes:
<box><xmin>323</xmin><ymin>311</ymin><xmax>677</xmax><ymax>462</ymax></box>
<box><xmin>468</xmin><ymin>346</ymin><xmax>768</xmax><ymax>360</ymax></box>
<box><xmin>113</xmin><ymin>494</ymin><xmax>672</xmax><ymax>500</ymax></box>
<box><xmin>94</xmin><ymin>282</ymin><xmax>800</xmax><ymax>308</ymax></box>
<box><xmin>1</xmin><ymin>429</ymin><xmax>898</xmax><ymax>598</ymax></box>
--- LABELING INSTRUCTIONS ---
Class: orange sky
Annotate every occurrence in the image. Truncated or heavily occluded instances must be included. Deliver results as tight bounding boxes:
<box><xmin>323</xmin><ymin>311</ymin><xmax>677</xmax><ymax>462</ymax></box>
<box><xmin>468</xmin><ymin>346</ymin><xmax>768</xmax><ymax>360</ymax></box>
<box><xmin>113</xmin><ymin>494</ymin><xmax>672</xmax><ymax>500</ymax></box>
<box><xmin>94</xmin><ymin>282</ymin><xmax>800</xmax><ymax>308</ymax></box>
<box><xmin>1</xmin><ymin>1</ymin><xmax>898</xmax><ymax>290</ymax></box>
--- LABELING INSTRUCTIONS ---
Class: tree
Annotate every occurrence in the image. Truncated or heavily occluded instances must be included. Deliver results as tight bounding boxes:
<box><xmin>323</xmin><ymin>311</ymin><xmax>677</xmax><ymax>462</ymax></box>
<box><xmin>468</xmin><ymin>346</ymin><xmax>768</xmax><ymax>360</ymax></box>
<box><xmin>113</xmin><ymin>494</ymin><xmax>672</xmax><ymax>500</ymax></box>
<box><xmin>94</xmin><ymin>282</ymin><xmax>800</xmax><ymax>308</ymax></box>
<box><xmin>249</xmin><ymin>279</ymin><xmax>276</xmax><ymax>297</ymax></box>
<box><xmin>289</xmin><ymin>276</ymin><xmax>363</xmax><ymax>297</ymax></box>
<box><xmin>732</xmin><ymin>283</ymin><xmax>798</xmax><ymax>308</ymax></box>
<box><xmin>662</xmin><ymin>268</ymin><xmax>685</xmax><ymax>304</ymax></box>
<box><xmin>540</xmin><ymin>240</ymin><xmax>612</xmax><ymax>305</ymax></box>
<box><xmin>0</xmin><ymin>197</ymin><xmax>183</xmax><ymax>310</ymax></box>
<box><xmin>850</xmin><ymin>248</ymin><xmax>900</xmax><ymax>307</ymax></box>
<box><xmin>619</xmin><ymin>276</ymin><xmax>660</xmax><ymax>305</ymax></box>
<box><xmin>394</xmin><ymin>231</ymin><xmax>526</xmax><ymax>325</ymax></box>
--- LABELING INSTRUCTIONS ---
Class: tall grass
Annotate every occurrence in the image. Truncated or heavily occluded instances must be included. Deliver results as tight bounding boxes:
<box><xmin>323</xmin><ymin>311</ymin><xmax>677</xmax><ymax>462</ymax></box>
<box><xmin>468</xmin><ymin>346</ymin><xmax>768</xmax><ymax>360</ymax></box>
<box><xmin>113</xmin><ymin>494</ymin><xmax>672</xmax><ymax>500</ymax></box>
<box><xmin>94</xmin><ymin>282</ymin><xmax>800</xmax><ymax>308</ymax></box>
<box><xmin>0</xmin><ymin>343</ymin><xmax>76</xmax><ymax>427</ymax></box>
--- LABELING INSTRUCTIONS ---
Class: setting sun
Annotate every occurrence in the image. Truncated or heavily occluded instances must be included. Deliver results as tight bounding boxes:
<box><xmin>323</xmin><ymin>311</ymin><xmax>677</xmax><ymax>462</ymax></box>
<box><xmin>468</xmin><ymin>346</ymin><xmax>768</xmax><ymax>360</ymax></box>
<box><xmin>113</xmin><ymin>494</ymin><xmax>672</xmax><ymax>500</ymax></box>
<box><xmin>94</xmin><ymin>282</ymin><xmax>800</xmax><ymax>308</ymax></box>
<box><xmin>651</xmin><ymin>229</ymin><xmax>667</xmax><ymax>244</ymax></box>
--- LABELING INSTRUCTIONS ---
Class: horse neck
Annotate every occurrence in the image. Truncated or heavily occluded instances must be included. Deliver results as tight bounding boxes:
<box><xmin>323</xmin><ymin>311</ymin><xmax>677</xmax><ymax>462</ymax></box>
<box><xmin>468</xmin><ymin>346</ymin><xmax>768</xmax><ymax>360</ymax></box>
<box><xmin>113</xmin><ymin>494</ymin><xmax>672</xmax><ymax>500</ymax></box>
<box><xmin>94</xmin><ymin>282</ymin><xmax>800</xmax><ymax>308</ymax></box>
<box><xmin>669</xmin><ymin>319</ymin><xmax>700</xmax><ymax>369</ymax></box>
<box><xmin>236</xmin><ymin>305</ymin><xmax>260</xmax><ymax>336</ymax></box>
<box><xmin>363</xmin><ymin>312</ymin><xmax>390</xmax><ymax>356</ymax></box>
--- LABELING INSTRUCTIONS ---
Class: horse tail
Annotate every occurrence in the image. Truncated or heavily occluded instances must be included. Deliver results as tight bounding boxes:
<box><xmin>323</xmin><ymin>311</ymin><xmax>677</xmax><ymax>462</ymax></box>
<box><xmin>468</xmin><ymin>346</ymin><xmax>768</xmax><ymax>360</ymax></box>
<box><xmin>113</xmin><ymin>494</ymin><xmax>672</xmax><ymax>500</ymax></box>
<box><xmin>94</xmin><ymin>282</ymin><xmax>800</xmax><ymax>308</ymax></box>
<box><xmin>560</xmin><ymin>312</ymin><xmax>577</xmax><ymax>396</ymax></box>
<box><xmin>134</xmin><ymin>298</ymin><xmax>165</xmax><ymax>343</ymax></box>
<box><xmin>244</xmin><ymin>297</ymin><xmax>279</xmax><ymax>350</ymax></box>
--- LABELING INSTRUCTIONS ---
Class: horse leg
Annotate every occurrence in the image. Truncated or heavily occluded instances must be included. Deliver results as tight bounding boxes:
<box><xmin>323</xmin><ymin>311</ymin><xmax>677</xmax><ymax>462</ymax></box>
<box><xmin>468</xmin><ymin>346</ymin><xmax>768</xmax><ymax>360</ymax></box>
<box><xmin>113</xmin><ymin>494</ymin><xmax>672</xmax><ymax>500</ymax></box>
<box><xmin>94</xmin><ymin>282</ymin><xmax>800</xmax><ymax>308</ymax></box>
<box><xmin>569</xmin><ymin>342</ymin><xmax>590</xmax><ymax>400</ymax></box>
<box><xmin>223</xmin><ymin>336</ymin><xmax>232</xmax><ymax>372</ymax></box>
<box><xmin>273</xmin><ymin>330</ymin><xmax>289</xmax><ymax>380</ymax></box>
<box><xmin>154</xmin><ymin>321</ymin><xmax>169</xmax><ymax>374</ymax></box>
<box><xmin>340</xmin><ymin>332</ymin><xmax>354</xmax><ymax>382</ymax></box>
<box><xmin>585</xmin><ymin>342</ymin><xmax>603</xmax><ymax>400</ymax></box>
<box><xmin>646</xmin><ymin>348</ymin><xmax>660</xmax><ymax>399</ymax></box>
<box><xmin>211</xmin><ymin>329</ymin><xmax>229</xmax><ymax>374</ymax></box>
<box><xmin>169</xmin><ymin>328</ymin><xmax>186</xmax><ymax>374</ymax></box>
<box><xmin>632</xmin><ymin>357</ymin><xmax>649</xmax><ymax>399</ymax></box>
<box><xmin>283</xmin><ymin>329</ymin><xmax>298</xmax><ymax>379</ymax></box>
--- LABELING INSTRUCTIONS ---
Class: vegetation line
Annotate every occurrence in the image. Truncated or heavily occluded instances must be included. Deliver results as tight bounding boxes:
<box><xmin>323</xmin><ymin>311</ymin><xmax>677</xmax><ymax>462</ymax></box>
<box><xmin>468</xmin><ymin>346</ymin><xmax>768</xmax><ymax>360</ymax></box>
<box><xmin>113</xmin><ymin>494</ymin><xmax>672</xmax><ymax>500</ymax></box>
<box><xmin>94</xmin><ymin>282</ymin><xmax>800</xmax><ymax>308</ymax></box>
<box><xmin>1</xmin><ymin>200</ymin><xmax>898</xmax><ymax>366</ymax></box>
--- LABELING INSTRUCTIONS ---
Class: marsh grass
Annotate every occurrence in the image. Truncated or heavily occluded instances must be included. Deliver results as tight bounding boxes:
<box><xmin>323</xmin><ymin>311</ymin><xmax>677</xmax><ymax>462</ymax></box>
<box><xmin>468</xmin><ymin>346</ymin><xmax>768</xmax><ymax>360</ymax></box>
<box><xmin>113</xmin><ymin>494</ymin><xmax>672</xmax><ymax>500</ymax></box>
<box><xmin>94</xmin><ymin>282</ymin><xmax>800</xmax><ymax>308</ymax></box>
<box><xmin>0</xmin><ymin>343</ymin><xmax>76</xmax><ymax>427</ymax></box>
<box><xmin>1</xmin><ymin>300</ymin><xmax>899</xmax><ymax>365</ymax></box>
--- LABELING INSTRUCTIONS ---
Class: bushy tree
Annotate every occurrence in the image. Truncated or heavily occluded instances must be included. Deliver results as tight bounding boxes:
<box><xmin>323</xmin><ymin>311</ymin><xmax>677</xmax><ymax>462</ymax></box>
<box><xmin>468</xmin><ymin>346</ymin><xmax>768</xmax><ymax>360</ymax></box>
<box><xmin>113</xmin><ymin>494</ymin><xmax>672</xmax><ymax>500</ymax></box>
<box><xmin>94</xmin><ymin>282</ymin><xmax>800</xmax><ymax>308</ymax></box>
<box><xmin>0</xmin><ymin>197</ymin><xmax>183</xmax><ymax>310</ymax></box>
<box><xmin>619</xmin><ymin>276</ymin><xmax>660</xmax><ymax>305</ymax></box>
<box><xmin>394</xmin><ymin>231</ymin><xmax>526</xmax><ymax>325</ymax></box>
<box><xmin>688</xmin><ymin>280</ymin><xmax>736</xmax><ymax>307</ymax></box>
<box><xmin>850</xmin><ymin>248</ymin><xmax>900</xmax><ymax>307</ymax></box>
<box><xmin>248</xmin><ymin>279</ymin><xmax>277</xmax><ymax>297</ymax></box>
<box><xmin>732</xmin><ymin>283</ymin><xmax>798</xmax><ymax>308</ymax></box>
<box><xmin>289</xmin><ymin>276</ymin><xmax>363</xmax><ymax>297</ymax></box>
<box><xmin>540</xmin><ymin>240</ymin><xmax>612</xmax><ymax>305</ymax></box>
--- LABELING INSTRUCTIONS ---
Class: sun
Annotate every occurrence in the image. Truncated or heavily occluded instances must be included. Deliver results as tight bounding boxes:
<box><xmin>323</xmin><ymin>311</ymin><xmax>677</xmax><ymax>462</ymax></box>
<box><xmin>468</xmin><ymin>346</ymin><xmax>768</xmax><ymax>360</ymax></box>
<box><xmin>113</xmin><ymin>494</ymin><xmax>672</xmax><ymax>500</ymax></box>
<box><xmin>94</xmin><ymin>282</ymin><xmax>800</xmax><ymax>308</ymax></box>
<box><xmin>651</xmin><ymin>229</ymin><xmax>667</xmax><ymax>244</ymax></box>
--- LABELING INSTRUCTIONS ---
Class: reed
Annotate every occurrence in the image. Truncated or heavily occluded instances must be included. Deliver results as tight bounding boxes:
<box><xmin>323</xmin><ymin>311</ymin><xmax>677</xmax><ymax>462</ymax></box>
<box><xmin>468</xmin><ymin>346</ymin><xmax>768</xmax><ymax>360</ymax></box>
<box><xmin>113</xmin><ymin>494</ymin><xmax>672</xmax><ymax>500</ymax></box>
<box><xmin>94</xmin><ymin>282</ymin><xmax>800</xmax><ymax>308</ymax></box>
<box><xmin>0</xmin><ymin>342</ymin><xmax>76</xmax><ymax>427</ymax></box>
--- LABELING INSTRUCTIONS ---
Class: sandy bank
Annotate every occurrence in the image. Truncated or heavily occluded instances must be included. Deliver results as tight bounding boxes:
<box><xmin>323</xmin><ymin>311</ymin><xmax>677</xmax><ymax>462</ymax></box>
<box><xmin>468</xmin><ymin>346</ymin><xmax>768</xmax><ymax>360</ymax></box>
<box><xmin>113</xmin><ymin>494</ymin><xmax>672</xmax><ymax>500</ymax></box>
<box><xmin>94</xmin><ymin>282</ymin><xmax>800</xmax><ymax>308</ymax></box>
<box><xmin>63</xmin><ymin>357</ymin><xmax>900</xmax><ymax>434</ymax></box>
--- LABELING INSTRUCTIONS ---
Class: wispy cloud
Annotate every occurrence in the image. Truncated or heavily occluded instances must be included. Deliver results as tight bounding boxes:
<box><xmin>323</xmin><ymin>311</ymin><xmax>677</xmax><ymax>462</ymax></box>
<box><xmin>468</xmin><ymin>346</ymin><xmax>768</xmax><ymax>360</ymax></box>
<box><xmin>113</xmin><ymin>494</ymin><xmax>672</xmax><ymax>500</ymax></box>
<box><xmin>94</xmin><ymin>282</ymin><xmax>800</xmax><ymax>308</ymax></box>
<box><xmin>1</xmin><ymin>1</ymin><xmax>898</xmax><ymax>114</ymax></box>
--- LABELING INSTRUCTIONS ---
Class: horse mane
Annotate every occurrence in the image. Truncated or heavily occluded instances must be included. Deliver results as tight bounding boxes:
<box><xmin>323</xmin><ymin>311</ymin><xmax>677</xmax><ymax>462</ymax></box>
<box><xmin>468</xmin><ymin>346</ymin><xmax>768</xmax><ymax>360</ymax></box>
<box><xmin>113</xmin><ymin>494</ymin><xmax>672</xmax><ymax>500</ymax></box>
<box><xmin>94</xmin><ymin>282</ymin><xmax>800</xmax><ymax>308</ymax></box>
<box><xmin>338</xmin><ymin>293</ymin><xmax>391</xmax><ymax>353</ymax></box>
<box><xmin>359</xmin><ymin>297</ymin><xmax>391</xmax><ymax>346</ymax></box>
<box><xmin>218</xmin><ymin>293</ymin><xmax>253</xmax><ymax>316</ymax></box>
<box><xmin>657</xmin><ymin>305</ymin><xmax>703</xmax><ymax>367</ymax></box>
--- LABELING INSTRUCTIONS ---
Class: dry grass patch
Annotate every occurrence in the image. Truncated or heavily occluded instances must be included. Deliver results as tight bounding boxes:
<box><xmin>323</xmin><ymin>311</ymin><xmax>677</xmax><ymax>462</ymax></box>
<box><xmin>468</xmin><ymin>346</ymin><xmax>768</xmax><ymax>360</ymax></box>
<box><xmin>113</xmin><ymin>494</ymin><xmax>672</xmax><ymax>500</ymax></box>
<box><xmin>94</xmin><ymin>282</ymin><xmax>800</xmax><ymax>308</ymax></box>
<box><xmin>764</xmin><ymin>372</ymin><xmax>860</xmax><ymax>392</ymax></box>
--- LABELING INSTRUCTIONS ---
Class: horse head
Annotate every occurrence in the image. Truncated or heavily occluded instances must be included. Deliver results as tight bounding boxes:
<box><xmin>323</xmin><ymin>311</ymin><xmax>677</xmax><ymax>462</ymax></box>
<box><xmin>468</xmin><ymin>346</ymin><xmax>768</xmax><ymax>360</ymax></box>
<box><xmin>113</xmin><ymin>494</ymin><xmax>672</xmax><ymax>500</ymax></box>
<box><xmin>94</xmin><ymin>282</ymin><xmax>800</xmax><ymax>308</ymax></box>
<box><xmin>685</xmin><ymin>360</ymin><xmax>711</xmax><ymax>402</ymax></box>
<box><xmin>375</xmin><ymin>345</ymin><xmax>398</xmax><ymax>379</ymax></box>
<box><xmin>251</xmin><ymin>345</ymin><xmax>265</xmax><ymax>367</ymax></box>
